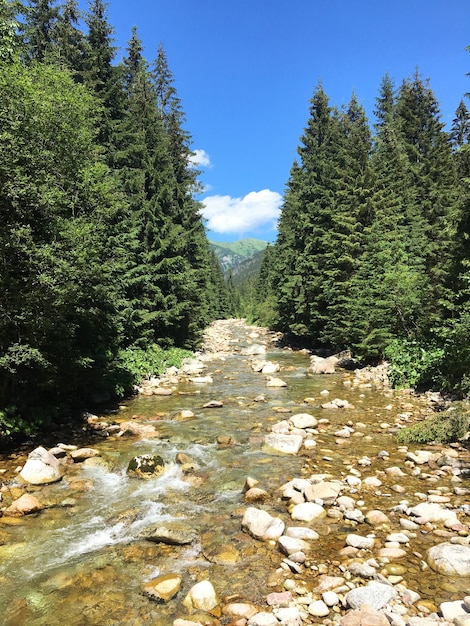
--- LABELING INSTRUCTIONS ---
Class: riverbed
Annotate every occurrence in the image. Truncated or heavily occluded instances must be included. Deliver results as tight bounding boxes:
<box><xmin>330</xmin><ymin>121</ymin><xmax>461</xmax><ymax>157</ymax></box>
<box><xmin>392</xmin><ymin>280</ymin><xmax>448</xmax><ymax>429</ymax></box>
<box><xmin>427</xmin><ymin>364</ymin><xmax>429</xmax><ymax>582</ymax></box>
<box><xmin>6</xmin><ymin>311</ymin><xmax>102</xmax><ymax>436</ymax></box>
<box><xmin>0</xmin><ymin>320</ymin><xmax>469</xmax><ymax>625</ymax></box>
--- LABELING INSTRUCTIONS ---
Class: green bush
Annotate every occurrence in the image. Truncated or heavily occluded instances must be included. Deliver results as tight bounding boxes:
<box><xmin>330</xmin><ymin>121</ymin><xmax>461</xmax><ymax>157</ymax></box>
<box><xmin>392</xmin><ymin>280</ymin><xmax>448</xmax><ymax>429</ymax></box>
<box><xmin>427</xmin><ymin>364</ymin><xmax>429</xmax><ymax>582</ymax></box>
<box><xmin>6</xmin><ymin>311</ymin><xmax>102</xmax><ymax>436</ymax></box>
<box><xmin>112</xmin><ymin>344</ymin><xmax>193</xmax><ymax>398</ymax></box>
<box><xmin>396</xmin><ymin>403</ymin><xmax>469</xmax><ymax>444</ymax></box>
<box><xmin>384</xmin><ymin>338</ymin><xmax>444</xmax><ymax>389</ymax></box>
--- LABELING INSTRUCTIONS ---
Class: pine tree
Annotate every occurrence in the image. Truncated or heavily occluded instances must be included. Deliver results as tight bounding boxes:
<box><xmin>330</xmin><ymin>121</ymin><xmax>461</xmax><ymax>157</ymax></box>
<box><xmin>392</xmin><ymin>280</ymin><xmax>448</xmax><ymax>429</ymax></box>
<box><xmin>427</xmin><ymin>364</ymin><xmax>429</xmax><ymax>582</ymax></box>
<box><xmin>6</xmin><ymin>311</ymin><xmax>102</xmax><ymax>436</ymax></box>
<box><xmin>51</xmin><ymin>0</ymin><xmax>85</xmax><ymax>74</ymax></box>
<box><xmin>21</xmin><ymin>0</ymin><xmax>59</xmax><ymax>62</ymax></box>
<box><xmin>395</xmin><ymin>72</ymin><xmax>460</xmax><ymax>329</ymax></box>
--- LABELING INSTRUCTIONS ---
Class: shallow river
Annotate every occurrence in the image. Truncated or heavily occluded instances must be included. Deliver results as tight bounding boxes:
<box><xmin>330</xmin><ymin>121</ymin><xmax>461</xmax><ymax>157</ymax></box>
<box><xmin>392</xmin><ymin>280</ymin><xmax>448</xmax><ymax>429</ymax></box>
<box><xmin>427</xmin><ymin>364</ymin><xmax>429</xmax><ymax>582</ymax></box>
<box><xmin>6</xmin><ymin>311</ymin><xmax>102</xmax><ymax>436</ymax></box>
<box><xmin>0</xmin><ymin>322</ymin><xmax>468</xmax><ymax>625</ymax></box>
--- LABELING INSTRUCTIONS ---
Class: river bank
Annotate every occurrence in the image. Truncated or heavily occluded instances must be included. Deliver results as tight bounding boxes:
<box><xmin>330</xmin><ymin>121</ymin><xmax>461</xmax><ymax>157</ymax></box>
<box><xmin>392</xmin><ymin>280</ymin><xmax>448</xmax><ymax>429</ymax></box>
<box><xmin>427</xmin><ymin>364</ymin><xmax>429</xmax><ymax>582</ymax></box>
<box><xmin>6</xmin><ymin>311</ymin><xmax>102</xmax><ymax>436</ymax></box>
<box><xmin>0</xmin><ymin>319</ymin><xmax>469</xmax><ymax>626</ymax></box>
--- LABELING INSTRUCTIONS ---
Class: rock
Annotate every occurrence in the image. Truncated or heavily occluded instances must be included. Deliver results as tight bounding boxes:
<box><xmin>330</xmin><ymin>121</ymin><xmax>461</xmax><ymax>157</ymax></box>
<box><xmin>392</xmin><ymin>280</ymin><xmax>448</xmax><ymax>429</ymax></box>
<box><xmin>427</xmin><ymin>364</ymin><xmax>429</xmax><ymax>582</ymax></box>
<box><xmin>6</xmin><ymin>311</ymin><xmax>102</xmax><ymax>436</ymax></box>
<box><xmin>244</xmin><ymin>487</ymin><xmax>270</xmax><ymax>503</ymax></box>
<box><xmin>278</xmin><ymin>535</ymin><xmax>310</xmax><ymax>556</ymax></box>
<box><xmin>409</xmin><ymin>502</ymin><xmax>459</xmax><ymax>525</ymax></box>
<box><xmin>175</xmin><ymin>410</ymin><xmax>196</xmax><ymax>421</ymax></box>
<box><xmin>309</xmin><ymin>355</ymin><xmax>338</xmax><ymax>374</ymax></box>
<box><xmin>266</xmin><ymin>592</ymin><xmax>292</xmax><ymax>606</ymax></box>
<box><xmin>143</xmin><ymin>573</ymin><xmax>182</xmax><ymax>602</ymax></box>
<box><xmin>127</xmin><ymin>454</ymin><xmax>166</xmax><ymax>478</ymax></box>
<box><xmin>223</xmin><ymin>602</ymin><xmax>259</xmax><ymax>619</ymax></box>
<box><xmin>323</xmin><ymin>591</ymin><xmax>340</xmax><ymax>607</ymax></box>
<box><xmin>19</xmin><ymin>446</ymin><xmax>62</xmax><ymax>485</ymax></box>
<box><xmin>261</xmin><ymin>362</ymin><xmax>280</xmax><ymax>375</ymax></box>
<box><xmin>189</xmin><ymin>376</ymin><xmax>213</xmax><ymax>384</ymax></box>
<box><xmin>289</xmin><ymin>413</ymin><xmax>318</xmax><ymax>429</ymax></box>
<box><xmin>440</xmin><ymin>600</ymin><xmax>470</xmax><ymax>621</ymax></box>
<box><xmin>290</xmin><ymin>502</ymin><xmax>325</xmax><ymax>522</ymax></box>
<box><xmin>141</xmin><ymin>525</ymin><xmax>196</xmax><ymax>545</ymax></box>
<box><xmin>264</xmin><ymin>434</ymin><xmax>303</xmax><ymax>455</ymax></box>
<box><xmin>266</xmin><ymin>377</ymin><xmax>287</xmax><ymax>388</ymax></box>
<box><xmin>247</xmin><ymin>612</ymin><xmax>279</xmax><ymax>626</ymax></box>
<box><xmin>340</xmin><ymin>605</ymin><xmax>391</xmax><ymax>626</ymax></box>
<box><xmin>313</xmin><ymin>575</ymin><xmax>346</xmax><ymax>593</ymax></box>
<box><xmin>203</xmin><ymin>400</ymin><xmax>224</xmax><ymax>408</ymax></box>
<box><xmin>346</xmin><ymin>534</ymin><xmax>375</xmax><ymax>550</ymax></box>
<box><xmin>4</xmin><ymin>493</ymin><xmax>42</xmax><ymax>516</ymax></box>
<box><xmin>183</xmin><ymin>580</ymin><xmax>218</xmax><ymax>613</ymax></box>
<box><xmin>274</xmin><ymin>606</ymin><xmax>303</xmax><ymax>625</ymax></box>
<box><xmin>427</xmin><ymin>542</ymin><xmax>470</xmax><ymax>576</ymax></box>
<box><xmin>348</xmin><ymin>563</ymin><xmax>377</xmax><ymax>578</ymax></box>
<box><xmin>308</xmin><ymin>600</ymin><xmax>330</xmax><ymax>617</ymax></box>
<box><xmin>69</xmin><ymin>447</ymin><xmax>100</xmax><ymax>462</ymax></box>
<box><xmin>119</xmin><ymin>421</ymin><xmax>160</xmax><ymax>438</ymax></box>
<box><xmin>285</xmin><ymin>527</ymin><xmax>319</xmax><ymax>541</ymax></box>
<box><xmin>242</xmin><ymin>344</ymin><xmax>267</xmax><ymax>356</ymax></box>
<box><xmin>304</xmin><ymin>481</ymin><xmax>341</xmax><ymax>505</ymax></box>
<box><xmin>365</xmin><ymin>510</ymin><xmax>390</xmax><ymax>527</ymax></box>
<box><xmin>242</xmin><ymin>507</ymin><xmax>285</xmax><ymax>541</ymax></box>
<box><xmin>345</xmin><ymin>581</ymin><xmax>396</xmax><ymax>610</ymax></box>
<box><xmin>152</xmin><ymin>387</ymin><xmax>173</xmax><ymax>396</ymax></box>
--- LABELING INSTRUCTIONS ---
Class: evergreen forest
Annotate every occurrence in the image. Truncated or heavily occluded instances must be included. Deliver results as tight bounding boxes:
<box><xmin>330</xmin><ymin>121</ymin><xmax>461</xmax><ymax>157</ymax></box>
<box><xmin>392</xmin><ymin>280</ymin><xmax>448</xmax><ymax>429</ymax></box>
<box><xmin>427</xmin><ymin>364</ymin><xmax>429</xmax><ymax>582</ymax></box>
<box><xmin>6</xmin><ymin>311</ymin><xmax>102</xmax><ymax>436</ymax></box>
<box><xmin>255</xmin><ymin>75</ymin><xmax>470</xmax><ymax>396</ymax></box>
<box><xmin>0</xmin><ymin>0</ymin><xmax>469</xmax><ymax>441</ymax></box>
<box><xmin>0</xmin><ymin>0</ymin><xmax>231</xmax><ymax>438</ymax></box>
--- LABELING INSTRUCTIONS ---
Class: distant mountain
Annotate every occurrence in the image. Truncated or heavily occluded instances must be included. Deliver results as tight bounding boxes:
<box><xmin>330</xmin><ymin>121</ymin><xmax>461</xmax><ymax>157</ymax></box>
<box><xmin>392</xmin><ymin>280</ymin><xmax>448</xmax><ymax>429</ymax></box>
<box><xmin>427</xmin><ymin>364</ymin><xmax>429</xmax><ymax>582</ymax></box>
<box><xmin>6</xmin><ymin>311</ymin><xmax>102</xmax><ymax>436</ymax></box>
<box><xmin>210</xmin><ymin>238</ymin><xmax>268</xmax><ymax>273</ymax></box>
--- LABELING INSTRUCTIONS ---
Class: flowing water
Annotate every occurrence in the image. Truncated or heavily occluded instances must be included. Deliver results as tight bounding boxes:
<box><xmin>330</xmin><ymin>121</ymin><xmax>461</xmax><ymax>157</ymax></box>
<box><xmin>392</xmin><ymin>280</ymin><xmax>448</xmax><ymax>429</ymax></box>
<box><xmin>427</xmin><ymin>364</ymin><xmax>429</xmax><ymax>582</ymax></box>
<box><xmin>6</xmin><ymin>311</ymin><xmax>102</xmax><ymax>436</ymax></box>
<box><xmin>0</xmin><ymin>322</ymin><xmax>468</xmax><ymax>625</ymax></box>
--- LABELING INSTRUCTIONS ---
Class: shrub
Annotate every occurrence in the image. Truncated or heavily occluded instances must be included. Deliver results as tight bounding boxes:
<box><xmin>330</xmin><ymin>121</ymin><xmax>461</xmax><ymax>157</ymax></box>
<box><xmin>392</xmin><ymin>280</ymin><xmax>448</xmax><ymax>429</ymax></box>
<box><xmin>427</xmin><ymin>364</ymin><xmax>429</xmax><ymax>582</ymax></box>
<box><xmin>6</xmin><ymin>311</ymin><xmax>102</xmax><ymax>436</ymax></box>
<box><xmin>396</xmin><ymin>403</ymin><xmax>469</xmax><ymax>444</ymax></box>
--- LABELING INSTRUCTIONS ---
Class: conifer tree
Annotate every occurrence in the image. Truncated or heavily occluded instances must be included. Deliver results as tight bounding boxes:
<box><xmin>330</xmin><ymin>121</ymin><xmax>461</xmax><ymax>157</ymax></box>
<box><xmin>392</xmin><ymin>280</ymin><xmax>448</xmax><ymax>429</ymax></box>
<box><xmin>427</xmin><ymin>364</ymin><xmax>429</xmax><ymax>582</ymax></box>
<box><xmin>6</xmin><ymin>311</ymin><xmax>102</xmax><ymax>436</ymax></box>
<box><xmin>21</xmin><ymin>0</ymin><xmax>59</xmax><ymax>62</ymax></box>
<box><xmin>395</xmin><ymin>72</ymin><xmax>459</xmax><ymax>328</ymax></box>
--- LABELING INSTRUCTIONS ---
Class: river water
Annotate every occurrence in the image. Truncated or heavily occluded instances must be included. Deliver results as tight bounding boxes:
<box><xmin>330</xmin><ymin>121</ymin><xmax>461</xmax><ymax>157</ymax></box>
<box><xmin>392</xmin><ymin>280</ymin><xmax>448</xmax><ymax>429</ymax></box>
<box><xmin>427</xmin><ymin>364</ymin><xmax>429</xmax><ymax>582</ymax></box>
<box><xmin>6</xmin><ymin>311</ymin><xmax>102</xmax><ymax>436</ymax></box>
<box><xmin>0</xmin><ymin>321</ymin><xmax>468</xmax><ymax>625</ymax></box>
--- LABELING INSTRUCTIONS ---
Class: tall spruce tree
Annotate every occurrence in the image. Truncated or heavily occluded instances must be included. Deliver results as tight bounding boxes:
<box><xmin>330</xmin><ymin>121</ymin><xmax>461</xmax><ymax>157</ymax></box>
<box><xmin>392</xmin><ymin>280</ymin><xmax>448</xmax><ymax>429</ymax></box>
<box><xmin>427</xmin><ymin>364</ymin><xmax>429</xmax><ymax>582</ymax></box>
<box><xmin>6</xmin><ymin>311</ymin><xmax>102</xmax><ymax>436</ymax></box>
<box><xmin>21</xmin><ymin>0</ymin><xmax>59</xmax><ymax>62</ymax></box>
<box><xmin>395</xmin><ymin>72</ymin><xmax>459</xmax><ymax>329</ymax></box>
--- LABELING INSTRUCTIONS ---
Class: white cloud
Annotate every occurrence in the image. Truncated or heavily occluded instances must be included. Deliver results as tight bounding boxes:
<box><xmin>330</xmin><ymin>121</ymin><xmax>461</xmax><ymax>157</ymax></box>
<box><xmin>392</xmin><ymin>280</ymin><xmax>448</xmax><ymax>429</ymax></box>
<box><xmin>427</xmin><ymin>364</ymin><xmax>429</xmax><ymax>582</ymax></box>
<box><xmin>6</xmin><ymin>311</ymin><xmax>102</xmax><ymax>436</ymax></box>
<box><xmin>189</xmin><ymin>149</ymin><xmax>211</xmax><ymax>168</ymax></box>
<box><xmin>201</xmin><ymin>189</ymin><xmax>283</xmax><ymax>236</ymax></box>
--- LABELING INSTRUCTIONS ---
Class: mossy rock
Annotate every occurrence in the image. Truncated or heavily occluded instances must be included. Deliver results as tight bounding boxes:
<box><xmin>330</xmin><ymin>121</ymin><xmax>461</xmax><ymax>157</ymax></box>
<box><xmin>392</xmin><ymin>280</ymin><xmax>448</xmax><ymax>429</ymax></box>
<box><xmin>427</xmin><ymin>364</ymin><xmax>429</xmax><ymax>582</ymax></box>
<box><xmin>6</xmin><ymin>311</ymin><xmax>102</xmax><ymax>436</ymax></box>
<box><xmin>127</xmin><ymin>454</ymin><xmax>165</xmax><ymax>478</ymax></box>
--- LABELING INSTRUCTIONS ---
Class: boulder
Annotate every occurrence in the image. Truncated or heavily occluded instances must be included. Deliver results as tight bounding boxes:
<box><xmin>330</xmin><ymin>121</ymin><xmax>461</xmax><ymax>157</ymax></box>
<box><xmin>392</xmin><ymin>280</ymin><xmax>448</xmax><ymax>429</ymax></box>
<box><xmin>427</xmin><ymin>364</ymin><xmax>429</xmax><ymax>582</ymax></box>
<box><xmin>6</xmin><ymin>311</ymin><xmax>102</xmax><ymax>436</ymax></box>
<box><xmin>242</xmin><ymin>507</ymin><xmax>285</xmax><ymax>541</ymax></box>
<box><xmin>4</xmin><ymin>493</ymin><xmax>42</xmax><ymax>516</ymax></box>
<box><xmin>19</xmin><ymin>446</ymin><xmax>62</xmax><ymax>485</ymax></box>
<box><xmin>304</xmin><ymin>481</ymin><xmax>341</xmax><ymax>505</ymax></box>
<box><xmin>242</xmin><ymin>344</ymin><xmax>267</xmax><ymax>356</ymax></box>
<box><xmin>340</xmin><ymin>605</ymin><xmax>390</xmax><ymax>626</ymax></box>
<box><xmin>345</xmin><ymin>581</ymin><xmax>396</xmax><ymax>610</ymax></box>
<box><xmin>308</xmin><ymin>355</ymin><xmax>338</xmax><ymax>374</ymax></box>
<box><xmin>427</xmin><ymin>542</ymin><xmax>470</xmax><ymax>576</ymax></box>
<box><xmin>127</xmin><ymin>454</ymin><xmax>165</xmax><ymax>478</ymax></box>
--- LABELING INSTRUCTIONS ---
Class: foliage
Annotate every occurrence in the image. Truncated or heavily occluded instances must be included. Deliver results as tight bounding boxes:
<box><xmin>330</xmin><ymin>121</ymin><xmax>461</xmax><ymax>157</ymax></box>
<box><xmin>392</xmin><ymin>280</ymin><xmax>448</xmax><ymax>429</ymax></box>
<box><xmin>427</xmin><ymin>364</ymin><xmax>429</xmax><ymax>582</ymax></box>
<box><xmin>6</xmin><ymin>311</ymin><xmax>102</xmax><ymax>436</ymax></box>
<box><xmin>384</xmin><ymin>339</ymin><xmax>445</xmax><ymax>389</ymax></box>
<box><xmin>113</xmin><ymin>345</ymin><xmax>193</xmax><ymax>397</ymax></box>
<box><xmin>396</xmin><ymin>404</ymin><xmax>469</xmax><ymax>444</ymax></box>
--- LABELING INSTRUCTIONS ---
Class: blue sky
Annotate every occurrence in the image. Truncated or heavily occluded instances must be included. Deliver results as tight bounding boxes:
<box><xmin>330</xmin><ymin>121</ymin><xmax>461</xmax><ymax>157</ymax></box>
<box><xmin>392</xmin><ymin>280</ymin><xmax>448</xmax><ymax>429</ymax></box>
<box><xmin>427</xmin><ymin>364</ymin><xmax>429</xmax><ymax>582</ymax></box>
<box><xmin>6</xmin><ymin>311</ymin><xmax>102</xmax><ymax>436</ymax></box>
<box><xmin>84</xmin><ymin>0</ymin><xmax>469</xmax><ymax>242</ymax></box>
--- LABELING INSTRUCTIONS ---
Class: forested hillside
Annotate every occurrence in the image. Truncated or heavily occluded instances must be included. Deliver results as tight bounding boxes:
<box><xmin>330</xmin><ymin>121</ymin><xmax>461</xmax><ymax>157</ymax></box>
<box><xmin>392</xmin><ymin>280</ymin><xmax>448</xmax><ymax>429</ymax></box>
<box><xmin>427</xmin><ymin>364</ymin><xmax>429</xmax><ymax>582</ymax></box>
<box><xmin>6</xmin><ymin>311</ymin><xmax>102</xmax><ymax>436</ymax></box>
<box><xmin>0</xmin><ymin>0</ymin><xmax>230</xmax><ymax>437</ymax></box>
<box><xmin>255</xmin><ymin>73</ymin><xmax>470</xmax><ymax>395</ymax></box>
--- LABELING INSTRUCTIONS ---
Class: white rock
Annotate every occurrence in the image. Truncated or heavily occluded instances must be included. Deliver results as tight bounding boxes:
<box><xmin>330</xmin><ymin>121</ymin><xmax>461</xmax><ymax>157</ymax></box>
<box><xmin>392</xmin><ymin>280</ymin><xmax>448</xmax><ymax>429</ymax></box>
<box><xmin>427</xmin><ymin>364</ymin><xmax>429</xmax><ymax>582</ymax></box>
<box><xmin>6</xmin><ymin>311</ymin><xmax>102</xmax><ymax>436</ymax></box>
<box><xmin>308</xmin><ymin>600</ymin><xmax>330</xmax><ymax>617</ymax></box>
<box><xmin>266</xmin><ymin>377</ymin><xmax>287</xmax><ymax>388</ymax></box>
<box><xmin>273</xmin><ymin>607</ymin><xmax>302</xmax><ymax>626</ymax></box>
<box><xmin>278</xmin><ymin>535</ymin><xmax>310</xmax><ymax>556</ymax></box>
<box><xmin>440</xmin><ymin>600</ymin><xmax>470</xmax><ymax>621</ymax></box>
<box><xmin>19</xmin><ymin>446</ymin><xmax>62</xmax><ymax>485</ymax></box>
<box><xmin>289</xmin><ymin>413</ymin><xmax>318</xmax><ymax>429</ymax></box>
<box><xmin>322</xmin><ymin>591</ymin><xmax>339</xmax><ymax>607</ymax></box>
<box><xmin>290</xmin><ymin>502</ymin><xmax>325</xmax><ymax>522</ymax></box>
<box><xmin>264</xmin><ymin>433</ymin><xmax>303</xmax><ymax>455</ymax></box>
<box><xmin>182</xmin><ymin>580</ymin><xmax>218</xmax><ymax>612</ymax></box>
<box><xmin>242</xmin><ymin>507</ymin><xmax>285</xmax><ymax>541</ymax></box>
<box><xmin>346</xmin><ymin>534</ymin><xmax>375</xmax><ymax>550</ymax></box>
<box><xmin>285</xmin><ymin>527</ymin><xmax>320</xmax><ymax>541</ymax></box>
<box><xmin>248</xmin><ymin>612</ymin><xmax>279</xmax><ymax>626</ymax></box>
